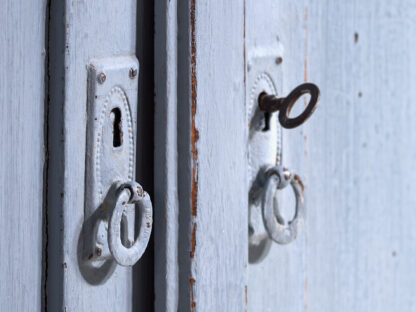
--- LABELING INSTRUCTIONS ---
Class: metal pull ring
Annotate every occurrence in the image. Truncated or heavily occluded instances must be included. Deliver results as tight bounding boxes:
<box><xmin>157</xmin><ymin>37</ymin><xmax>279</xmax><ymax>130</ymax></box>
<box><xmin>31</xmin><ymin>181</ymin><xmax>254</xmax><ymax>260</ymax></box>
<box><xmin>259</xmin><ymin>82</ymin><xmax>320</xmax><ymax>129</ymax></box>
<box><xmin>262</xmin><ymin>166</ymin><xmax>305</xmax><ymax>244</ymax></box>
<box><xmin>108</xmin><ymin>182</ymin><xmax>153</xmax><ymax>266</ymax></box>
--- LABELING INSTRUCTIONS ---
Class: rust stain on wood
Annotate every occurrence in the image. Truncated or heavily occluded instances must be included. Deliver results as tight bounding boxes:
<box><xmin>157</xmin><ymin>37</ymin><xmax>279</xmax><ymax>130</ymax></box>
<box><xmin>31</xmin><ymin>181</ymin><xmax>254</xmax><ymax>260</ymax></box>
<box><xmin>191</xmin><ymin>147</ymin><xmax>199</xmax><ymax>217</ymax></box>
<box><xmin>190</xmin><ymin>2</ymin><xmax>198</xmax><ymax>311</ymax></box>
<box><xmin>294</xmin><ymin>174</ymin><xmax>305</xmax><ymax>192</ymax></box>
<box><xmin>191</xmin><ymin>0</ymin><xmax>199</xmax><ymax>218</ymax></box>
<box><xmin>190</xmin><ymin>278</ymin><xmax>196</xmax><ymax>310</ymax></box>
<box><xmin>245</xmin><ymin>285</ymin><xmax>248</xmax><ymax>310</ymax></box>
<box><xmin>190</xmin><ymin>223</ymin><xmax>197</xmax><ymax>258</ymax></box>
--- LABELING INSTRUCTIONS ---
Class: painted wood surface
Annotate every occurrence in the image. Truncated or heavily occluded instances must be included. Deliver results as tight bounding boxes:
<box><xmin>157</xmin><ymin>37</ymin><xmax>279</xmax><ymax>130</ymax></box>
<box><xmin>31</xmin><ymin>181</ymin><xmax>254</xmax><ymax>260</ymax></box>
<box><xmin>3</xmin><ymin>0</ymin><xmax>414</xmax><ymax>310</ymax></box>
<box><xmin>178</xmin><ymin>1</ymin><xmax>247</xmax><ymax>310</ymax></box>
<box><xmin>247</xmin><ymin>1</ymin><xmax>416</xmax><ymax>311</ymax></box>
<box><xmin>0</xmin><ymin>0</ymin><xmax>46</xmax><ymax>310</ymax></box>
<box><xmin>155</xmin><ymin>1</ymin><xmax>247</xmax><ymax>311</ymax></box>
<box><xmin>154</xmin><ymin>0</ymin><xmax>180</xmax><ymax>311</ymax></box>
<box><xmin>46</xmin><ymin>0</ymin><xmax>142</xmax><ymax>310</ymax></box>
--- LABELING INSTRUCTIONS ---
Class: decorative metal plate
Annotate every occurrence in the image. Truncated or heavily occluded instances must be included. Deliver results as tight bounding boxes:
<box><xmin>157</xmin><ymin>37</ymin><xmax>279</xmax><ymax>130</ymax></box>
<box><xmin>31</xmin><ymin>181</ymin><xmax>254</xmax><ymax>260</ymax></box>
<box><xmin>79</xmin><ymin>56</ymin><xmax>139</xmax><ymax>284</ymax></box>
<box><xmin>247</xmin><ymin>41</ymin><xmax>284</xmax><ymax>263</ymax></box>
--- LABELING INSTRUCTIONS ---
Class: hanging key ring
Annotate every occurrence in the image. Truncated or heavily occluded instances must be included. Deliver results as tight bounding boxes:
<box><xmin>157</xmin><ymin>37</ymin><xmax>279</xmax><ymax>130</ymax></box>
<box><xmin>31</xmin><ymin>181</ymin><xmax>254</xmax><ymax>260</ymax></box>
<box><xmin>259</xmin><ymin>82</ymin><xmax>320</xmax><ymax>129</ymax></box>
<box><xmin>108</xmin><ymin>181</ymin><xmax>153</xmax><ymax>266</ymax></box>
<box><xmin>262</xmin><ymin>166</ymin><xmax>305</xmax><ymax>244</ymax></box>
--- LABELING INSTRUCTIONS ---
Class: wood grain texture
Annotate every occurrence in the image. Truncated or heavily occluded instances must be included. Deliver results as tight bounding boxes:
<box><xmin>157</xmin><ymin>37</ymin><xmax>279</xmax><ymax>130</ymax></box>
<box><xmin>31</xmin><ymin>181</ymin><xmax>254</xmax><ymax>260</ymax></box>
<box><xmin>175</xmin><ymin>1</ymin><xmax>247</xmax><ymax>311</ymax></box>
<box><xmin>46</xmin><ymin>0</ymin><xmax>140</xmax><ymax>310</ymax></box>
<box><xmin>0</xmin><ymin>0</ymin><xmax>46</xmax><ymax>310</ymax></box>
<box><xmin>247</xmin><ymin>1</ymin><xmax>416</xmax><ymax>311</ymax></box>
<box><xmin>155</xmin><ymin>1</ymin><xmax>247</xmax><ymax>310</ymax></box>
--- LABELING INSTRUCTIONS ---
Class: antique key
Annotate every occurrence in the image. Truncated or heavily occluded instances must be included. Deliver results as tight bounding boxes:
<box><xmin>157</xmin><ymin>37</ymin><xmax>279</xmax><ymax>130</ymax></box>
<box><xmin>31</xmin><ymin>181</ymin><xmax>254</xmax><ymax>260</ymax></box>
<box><xmin>258</xmin><ymin>82</ymin><xmax>320</xmax><ymax>130</ymax></box>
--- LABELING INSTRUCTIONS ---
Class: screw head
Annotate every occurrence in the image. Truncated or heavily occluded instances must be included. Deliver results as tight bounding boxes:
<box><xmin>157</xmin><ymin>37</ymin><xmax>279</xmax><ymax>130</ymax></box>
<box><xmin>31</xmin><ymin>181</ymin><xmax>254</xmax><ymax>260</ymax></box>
<box><xmin>247</xmin><ymin>62</ymin><xmax>252</xmax><ymax>72</ymax></box>
<box><xmin>129</xmin><ymin>68</ymin><xmax>137</xmax><ymax>79</ymax></box>
<box><xmin>275</xmin><ymin>56</ymin><xmax>283</xmax><ymax>65</ymax></box>
<box><xmin>283</xmin><ymin>168</ymin><xmax>291</xmax><ymax>180</ymax></box>
<box><xmin>98</xmin><ymin>72</ymin><xmax>106</xmax><ymax>84</ymax></box>
<box><xmin>95</xmin><ymin>247</ymin><xmax>102</xmax><ymax>257</ymax></box>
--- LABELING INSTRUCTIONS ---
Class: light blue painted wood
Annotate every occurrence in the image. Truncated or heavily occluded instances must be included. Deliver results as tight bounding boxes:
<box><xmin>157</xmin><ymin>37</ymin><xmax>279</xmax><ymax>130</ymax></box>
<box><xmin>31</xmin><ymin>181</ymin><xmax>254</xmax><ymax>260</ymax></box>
<box><xmin>155</xmin><ymin>1</ymin><xmax>247</xmax><ymax>311</ymax></box>
<box><xmin>154</xmin><ymin>0</ymin><xmax>180</xmax><ymax>311</ymax></box>
<box><xmin>177</xmin><ymin>1</ymin><xmax>248</xmax><ymax>311</ymax></box>
<box><xmin>4</xmin><ymin>0</ymin><xmax>414</xmax><ymax>310</ymax></box>
<box><xmin>179</xmin><ymin>1</ymin><xmax>247</xmax><ymax>309</ymax></box>
<box><xmin>248</xmin><ymin>1</ymin><xmax>416</xmax><ymax>311</ymax></box>
<box><xmin>46</xmin><ymin>0</ymin><xmax>142</xmax><ymax>310</ymax></box>
<box><xmin>0</xmin><ymin>0</ymin><xmax>46</xmax><ymax>310</ymax></box>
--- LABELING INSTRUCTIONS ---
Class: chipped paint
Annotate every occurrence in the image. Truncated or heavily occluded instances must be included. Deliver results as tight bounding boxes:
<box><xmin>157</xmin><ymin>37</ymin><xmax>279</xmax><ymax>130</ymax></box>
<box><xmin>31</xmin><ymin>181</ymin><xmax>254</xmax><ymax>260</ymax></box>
<box><xmin>293</xmin><ymin>174</ymin><xmax>305</xmax><ymax>192</ymax></box>
<box><xmin>190</xmin><ymin>278</ymin><xmax>196</xmax><ymax>310</ymax></box>
<box><xmin>245</xmin><ymin>285</ymin><xmax>248</xmax><ymax>310</ymax></box>
<box><xmin>190</xmin><ymin>223</ymin><xmax>197</xmax><ymax>258</ymax></box>
<box><xmin>191</xmin><ymin>0</ymin><xmax>199</xmax><ymax>218</ymax></box>
<box><xmin>190</xmin><ymin>1</ymin><xmax>198</xmax><ymax>311</ymax></box>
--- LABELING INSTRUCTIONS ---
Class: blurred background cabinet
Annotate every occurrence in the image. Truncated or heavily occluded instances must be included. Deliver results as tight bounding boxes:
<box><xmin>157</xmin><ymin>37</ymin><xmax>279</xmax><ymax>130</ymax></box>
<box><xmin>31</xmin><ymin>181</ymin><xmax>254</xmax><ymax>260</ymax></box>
<box><xmin>1</xmin><ymin>0</ymin><xmax>416</xmax><ymax>311</ymax></box>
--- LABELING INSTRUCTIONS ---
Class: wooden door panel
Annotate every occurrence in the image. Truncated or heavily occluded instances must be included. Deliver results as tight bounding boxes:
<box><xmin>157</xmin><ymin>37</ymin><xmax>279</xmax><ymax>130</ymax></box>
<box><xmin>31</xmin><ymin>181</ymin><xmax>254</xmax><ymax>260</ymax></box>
<box><xmin>154</xmin><ymin>1</ymin><xmax>247</xmax><ymax>311</ymax></box>
<box><xmin>46</xmin><ymin>1</ymin><xmax>143</xmax><ymax>310</ymax></box>
<box><xmin>0</xmin><ymin>0</ymin><xmax>46</xmax><ymax>310</ymax></box>
<box><xmin>247</xmin><ymin>1</ymin><xmax>416</xmax><ymax>311</ymax></box>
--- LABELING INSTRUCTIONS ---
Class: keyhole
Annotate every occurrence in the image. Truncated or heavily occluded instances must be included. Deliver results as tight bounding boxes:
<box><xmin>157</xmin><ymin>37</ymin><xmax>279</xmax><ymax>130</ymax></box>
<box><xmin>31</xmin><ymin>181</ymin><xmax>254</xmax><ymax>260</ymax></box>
<box><xmin>110</xmin><ymin>107</ymin><xmax>123</xmax><ymax>147</ymax></box>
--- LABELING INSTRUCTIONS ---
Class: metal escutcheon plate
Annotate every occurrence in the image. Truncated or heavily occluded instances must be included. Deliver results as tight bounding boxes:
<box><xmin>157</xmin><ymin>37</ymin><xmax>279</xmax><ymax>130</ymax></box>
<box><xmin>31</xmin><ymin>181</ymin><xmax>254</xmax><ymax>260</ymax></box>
<box><xmin>79</xmin><ymin>56</ymin><xmax>140</xmax><ymax>284</ymax></box>
<box><xmin>247</xmin><ymin>44</ymin><xmax>283</xmax><ymax>263</ymax></box>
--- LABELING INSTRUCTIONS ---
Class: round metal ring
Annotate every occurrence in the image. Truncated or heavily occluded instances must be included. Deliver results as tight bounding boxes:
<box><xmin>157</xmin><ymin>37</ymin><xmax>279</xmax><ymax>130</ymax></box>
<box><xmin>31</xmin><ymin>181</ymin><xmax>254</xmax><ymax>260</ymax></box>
<box><xmin>278</xmin><ymin>83</ymin><xmax>320</xmax><ymax>129</ymax></box>
<box><xmin>108</xmin><ymin>182</ymin><xmax>153</xmax><ymax>266</ymax></box>
<box><xmin>262</xmin><ymin>167</ymin><xmax>305</xmax><ymax>244</ymax></box>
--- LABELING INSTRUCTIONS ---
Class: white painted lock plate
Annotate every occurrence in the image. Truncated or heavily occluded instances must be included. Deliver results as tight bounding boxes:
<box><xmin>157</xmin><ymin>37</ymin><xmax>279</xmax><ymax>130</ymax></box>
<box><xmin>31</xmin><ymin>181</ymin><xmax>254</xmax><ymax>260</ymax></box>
<box><xmin>84</xmin><ymin>56</ymin><xmax>139</xmax><ymax>263</ymax></box>
<box><xmin>247</xmin><ymin>42</ymin><xmax>284</xmax><ymax>263</ymax></box>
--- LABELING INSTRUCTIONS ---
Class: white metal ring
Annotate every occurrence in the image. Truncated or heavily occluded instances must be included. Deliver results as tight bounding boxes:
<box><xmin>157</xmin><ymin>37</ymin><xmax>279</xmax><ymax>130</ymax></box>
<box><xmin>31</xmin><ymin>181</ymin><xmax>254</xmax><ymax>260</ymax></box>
<box><xmin>262</xmin><ymin>167</ymin><xmax>305</xmax><ymax>244</ymax></box>
<box><xmin>108</xmin><ymin>182</ymin><xmax>153</xmax><ymax>266</ymax></box>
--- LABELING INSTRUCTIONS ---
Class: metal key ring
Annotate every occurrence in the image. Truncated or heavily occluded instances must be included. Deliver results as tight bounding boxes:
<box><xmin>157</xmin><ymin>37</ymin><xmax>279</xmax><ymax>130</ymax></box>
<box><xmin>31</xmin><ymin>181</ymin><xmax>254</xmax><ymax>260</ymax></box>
<box><xmin>278</xmin><ymin>83</ymin><xmax>320</xmax><ymax>129</ymax></box>
<box><xmin>262</xmin><ymin>166</ymin><xmax>305</xmax><ymax>244</ymax></box>
<box><xmin>108</xmin><ymin>182</ymin><xmax>153</xmax><ymax>266</ymax></box>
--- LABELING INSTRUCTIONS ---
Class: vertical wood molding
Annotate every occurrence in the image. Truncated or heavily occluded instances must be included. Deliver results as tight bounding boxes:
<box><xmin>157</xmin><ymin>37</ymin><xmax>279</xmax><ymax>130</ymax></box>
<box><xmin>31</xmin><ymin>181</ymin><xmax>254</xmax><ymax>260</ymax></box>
<box><xmin>157</xmin><ymin>1</ymin><xmax>248</xmax><ymax>311</ymax></box>
<box><xmin>154</xmin><ymin>0</ymin><xmax>180</xmax><ymax>311</ymax></box>
<box><xmin>46</xmin><ymin>1</ymin><xmax>140</xmax><ymax>310</ymax></box>
<box><xmin>0</xmin><ymin>0</ymin><xmax>47</xmax><ymax>310</ymax></box>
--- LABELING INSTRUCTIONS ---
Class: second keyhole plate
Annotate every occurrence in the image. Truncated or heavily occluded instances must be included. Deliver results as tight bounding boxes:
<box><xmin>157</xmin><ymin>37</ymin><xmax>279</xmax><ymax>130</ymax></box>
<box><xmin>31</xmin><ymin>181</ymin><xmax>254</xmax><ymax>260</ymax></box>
<box><xmin>247</xmin><ymin>42</ymin><xmax>283</xmax><ymax>263</ymax></box>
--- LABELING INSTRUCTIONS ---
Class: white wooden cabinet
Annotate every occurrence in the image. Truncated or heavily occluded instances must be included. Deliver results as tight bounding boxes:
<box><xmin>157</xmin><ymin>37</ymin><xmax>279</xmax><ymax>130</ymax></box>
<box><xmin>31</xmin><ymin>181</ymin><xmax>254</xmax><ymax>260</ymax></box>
<box><xmin>0</xmin><ymin>0</ymin><xmax>46</xmax><ymax>310</ymax></box>
<box><xmin>1</xmin><ymin>1</ymin><xmax>416</xmax><ymax>311</ymax></box>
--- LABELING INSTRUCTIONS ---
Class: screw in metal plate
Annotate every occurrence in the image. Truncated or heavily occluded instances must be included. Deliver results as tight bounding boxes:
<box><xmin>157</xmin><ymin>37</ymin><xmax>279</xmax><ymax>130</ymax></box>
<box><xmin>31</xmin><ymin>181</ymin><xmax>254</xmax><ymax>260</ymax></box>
<box><xmin>283</xmin><ymin>168</ymin><xmax>291</xmax><ymax>180</ymax></box>
<box><xmin>129</xmin><ymin>68</ymin><xmax>137</xmax><ymax>79</ymax></box>
<box><xmin>247</xmin><ymin>61</ymin><xmax>252</xmax><ymax>72</ymax></box>
<box><xmin>98</xmin><ymin>72</ymin><xmax>106</xmax><ymax>84</ymax></box>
